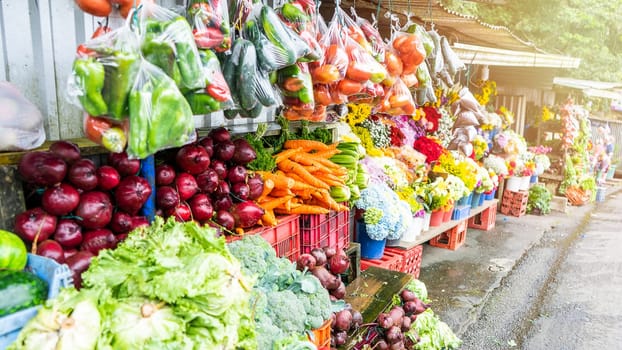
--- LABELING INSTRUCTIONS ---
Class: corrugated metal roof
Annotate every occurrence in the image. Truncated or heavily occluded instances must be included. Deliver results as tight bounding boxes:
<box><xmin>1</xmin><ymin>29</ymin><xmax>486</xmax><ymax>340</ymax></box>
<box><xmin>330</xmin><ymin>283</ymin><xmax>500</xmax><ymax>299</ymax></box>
<box><xmin>454</xmin><ymin>43</ymin><xmax>580</xmax><ymax>68</ymax></box>
<box><xmin>553</xmin><ymin>77</ymin><xmax>622</xmax><ymax>100</ymax></box>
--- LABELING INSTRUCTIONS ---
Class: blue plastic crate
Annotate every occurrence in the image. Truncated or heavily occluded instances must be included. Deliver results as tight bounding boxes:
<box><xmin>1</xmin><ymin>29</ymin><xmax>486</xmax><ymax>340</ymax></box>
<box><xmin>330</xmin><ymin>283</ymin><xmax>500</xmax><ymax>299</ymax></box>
<box><xmin>0</xmin><ymin>254</ymin><xmax>73</xmax><ymax>348</ymax></box>
<box><xmin>451</xmin><ymin>205</ymin><xmax>471</xmax><ymax>221</ymax></box>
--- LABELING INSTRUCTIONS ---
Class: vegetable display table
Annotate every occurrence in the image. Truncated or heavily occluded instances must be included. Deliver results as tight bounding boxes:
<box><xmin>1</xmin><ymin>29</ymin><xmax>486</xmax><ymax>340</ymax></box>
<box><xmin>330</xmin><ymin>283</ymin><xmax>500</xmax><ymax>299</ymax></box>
<box><xmin>387</xmin><ymin>199</ymin><xmax>498</xmax><ymax>250</ymax></box>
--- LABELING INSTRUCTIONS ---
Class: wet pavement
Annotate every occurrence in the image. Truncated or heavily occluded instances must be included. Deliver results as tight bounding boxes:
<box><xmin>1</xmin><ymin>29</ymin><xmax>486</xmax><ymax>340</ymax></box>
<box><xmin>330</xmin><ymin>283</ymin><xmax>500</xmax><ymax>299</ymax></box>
<box><xmin>418</xmin><ymin>179</ymin><xmax>622</xmax><ymax>349</ymax></box>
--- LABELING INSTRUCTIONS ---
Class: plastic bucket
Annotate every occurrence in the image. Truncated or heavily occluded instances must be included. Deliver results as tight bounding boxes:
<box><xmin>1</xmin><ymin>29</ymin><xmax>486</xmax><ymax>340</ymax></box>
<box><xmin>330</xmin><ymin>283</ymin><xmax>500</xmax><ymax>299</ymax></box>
<box><xmin>429</xmin><ymin>210</ymin><xmax>444</xmax><ymax>227</ymax></box>
<box><xmin>456</xmin><ymin>193</ymin><xmax>473</xmax><ymax>206</ymax></box>
<box><xmin>596</xmin><ymin>187</ymin><xmax>606</xmax><ymax>202</ymax></box>
<box><xmin>422</xmin><ymin>212</ymin><xmax>431</xmax><ymax>231</ymax></box>
<box><xmin>471</xmin><ymin>192</ymin><xmax>483</xmax><ymax>208</ymax></box>
<box><xmin>519</xmin><ymin>176</ymin><xmax>531</xmax><ymax>191</ymax></box>
<box><xmin>356</xmin><ymin>221</ymin><xmax>386</xmax><ymax>259</ymax></box>
<box><xmin>442</xmin><ymin>206</ymin><xmax>453</xmax><ymax>222</ymax></box>
<box><xmin>484</xmin><ymin>189</ymin><xmax>496</xmax><ymax>201</ymax></box>
<box><xmin>506</xmin><ymin>176</ymin><xmax>521</xmax><ymax>192</ymax></box>
<box><xmin>530</xmin><ymin>175</ymin><xmax>538</xmax><ymax>184</ymax></box>
<box><xmin>606</xmin><ymin>165</ymin><xmax>617</xmax><ymax>180</ymax></box>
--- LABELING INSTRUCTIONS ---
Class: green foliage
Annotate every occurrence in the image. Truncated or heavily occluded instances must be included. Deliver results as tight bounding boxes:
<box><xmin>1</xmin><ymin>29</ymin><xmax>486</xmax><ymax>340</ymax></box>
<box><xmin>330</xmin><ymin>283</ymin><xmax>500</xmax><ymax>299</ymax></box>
<box><xmin>527</xmin><ymin>184</ymin><xmax>552</xmax><ymax>215</ymax></box>
<box><xmin>443</xmin><ymin>0</ymin><xmax>622</xmax><ymax>82</ymax></box>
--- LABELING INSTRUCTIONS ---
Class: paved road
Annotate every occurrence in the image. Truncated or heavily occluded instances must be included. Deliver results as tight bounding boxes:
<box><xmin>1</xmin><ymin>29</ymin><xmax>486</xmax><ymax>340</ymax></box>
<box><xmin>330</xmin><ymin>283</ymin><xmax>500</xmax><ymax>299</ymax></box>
<box><xmin>456</xmin><ymin>189</ymin><xmax>622</xmax><ymax>349</ymax></box>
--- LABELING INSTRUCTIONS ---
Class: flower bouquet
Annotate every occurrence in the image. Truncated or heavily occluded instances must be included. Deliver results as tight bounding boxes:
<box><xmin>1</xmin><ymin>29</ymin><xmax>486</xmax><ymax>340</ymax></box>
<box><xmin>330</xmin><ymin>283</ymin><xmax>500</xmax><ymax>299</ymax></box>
<box><xmin>354</xmin><ymin>182</ymin><xmax>413</xmax><ymax>241</ymax></box>
<box><xmin>413</xmin><ymin>136</ymin><xmax>446</xmax><ymax>164</ymax></box>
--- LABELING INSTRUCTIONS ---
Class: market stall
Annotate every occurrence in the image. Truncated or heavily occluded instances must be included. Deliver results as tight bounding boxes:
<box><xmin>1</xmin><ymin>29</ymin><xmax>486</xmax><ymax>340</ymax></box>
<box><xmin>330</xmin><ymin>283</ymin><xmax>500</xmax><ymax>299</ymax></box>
<box><xmin>0</xmin><ymin>0</ymin><xmax>583</xmax><ymax>349</ymax></box>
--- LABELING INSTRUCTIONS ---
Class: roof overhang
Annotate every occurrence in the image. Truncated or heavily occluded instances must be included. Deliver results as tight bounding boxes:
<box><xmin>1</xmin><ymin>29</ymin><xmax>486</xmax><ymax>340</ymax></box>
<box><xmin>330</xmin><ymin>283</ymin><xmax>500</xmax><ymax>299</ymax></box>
<box><xmin>553</xmin><ymin>77</ymin><xmax>622</xmax><ymax>100</ymax></box>
<box><xmin>453</xmin><ymin>43</ymin><xmax>581</xmax><ymax>68</ymax></box>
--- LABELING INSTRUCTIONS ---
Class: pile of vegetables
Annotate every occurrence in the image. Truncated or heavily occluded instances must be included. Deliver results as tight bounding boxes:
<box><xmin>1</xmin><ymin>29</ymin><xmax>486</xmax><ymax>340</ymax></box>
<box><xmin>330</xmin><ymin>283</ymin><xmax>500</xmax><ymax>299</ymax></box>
<box><xmin>296</xmin><ymin>246</ymin><xmax>351</xmax><ymax>301</ymax></box>
<box><xmin>14</xmin><ymin>141</ymin><xmax>152</xmax><ymax>288</ymax></box>
<box><xmin>154</xmin><ymin>127</ymin><xmax>268</xmax><ymax>234</ymax></box>
<box><xmin>352</xmin><ymin>279</ymin><xmax>462</xmax><ymax>350</ymax></box>
<box><xmin>228</xmin><ymin>235</ymin><xmax>330</xmax><ymax>349</ymax></box>
<box><xmin>254</xmin><ymin>139</ymin><xmax>350</xmax><ymax>220</ymax></box>
<box><xmin>9</xmin><ymin>217</ymin><xmax>256</xmax><ymax>349</ymax></box>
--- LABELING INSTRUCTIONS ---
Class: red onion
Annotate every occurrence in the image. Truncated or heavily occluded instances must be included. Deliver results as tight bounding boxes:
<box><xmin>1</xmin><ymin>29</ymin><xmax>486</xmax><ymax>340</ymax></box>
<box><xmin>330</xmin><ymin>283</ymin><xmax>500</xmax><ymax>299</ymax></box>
<box><xmin>81</xmin><ymin>228</ymin><xmax>117</xmax><ymax>255</ymax></box>
<box><xmin>247</xmin><ymin>173</ymin><xmax>264</xmax><ymax>200</ymax></box>
<box><xmin>75</xmin><ymin>191</ymin><xmax>113</xmax><ymax>229</ymax></box>
<box><xmin>155</xmin><ymin>164</ymin><xmax>176</xmax><ymax>186</ymax></box>
<box><xmin>41</xmin><ymin>183</ymin><xmax>80</xmax><ymax>216</ymax></box>
<box><xmin>36</xmin><ymin>239</ymin><xmax>65</xmax><ymax>263</ymax></box>
<box><xmin>208</xmin><ymin>127</ymin><xmax>231</xmax><ymax>143</ymax></box>
<box><xmin>108</xmin><ymin>152</ymin><xmax>140</xmax><ymax>177</ymax></box>
<box><xmin>53</xmin><ymin>218</ymin><xmax>83</xmax><ymax>248</ymax></box>
<box><xmin>166</xmin><ymin>203</ymin><xmax>192</xmax><ymax>222</ymax></box>
<box><xmin>296</xmin><ymin>253</ymin><xmax>317</xmax><ymax>271</ymax></box>
<box><xmin>196</xmin><ymin>169</ymin><xmax>219</xmax><ymax>194</ymax></box>
<box><xmin>96</xmin><ymin>165</ymin><xmax>121</xmax><ymax>191</ymax></box>
<box><xmin>48</xmin><ymin>140</ymin><xmax>81</xmax><ymax>165</ymax></box>
<box><xmin>230</xmin><ymin>201</ymin><xmax>264</xmax><ymax>228</ymax></box>
<box><xmin>227</xmin><ymin>165</ymin><xmax>247</xmax><ymax>184</ymax></box>
<box><xmin>329</xmin><ymin>250</ymin><xmax>351</xmax><ymax>275</ymax></box>
<box><xmin>109</xmin><ymin>211</ymin><xmax>133</xmax><ymax>234</ymax></box>
<box><xmin>212</xmin><ymin>195</ymin><xmax>233</xmax><ymax>211</ymax></box>
<box><xmin>189</xmin><ymin>194</ymin><xmax>214</xmax><ymax>222</ymax></box>
<box><xmin>65</xmin><ymin>251</ymin><xmax>94</xmax><ymax>289</ymax></box>
<box><xmin>115</xmin><ymin>175</ymin><xmax>152</xmax><ymax>215</ymax></box>
<box><xmin>214</xmin><ymin>140</ymin><xmax>235</xmax><ymax>161</ymax></box>
<box><xmin>176</xmin><ymin>144</ymin><xmax>211</xmax><ymax>175</ymax></box>
<box><xmin>18</xmin><ymin>151</ymin><xmax>67</xmax><ymax>187</ymax></box>
<box><xmin>214</xmin><ymin>210</ymin><xmax>235</xmax><ymax>231</ymax></box>
<box><xmin>231</xmin><ymin>138</ymin><xmax>257</xmax><ymax>165</ymax></box>
<box><xmin>156</xmin><ymin>185</ymin><xmax>180</xmax><ymax>210</ymax></box>
<box><xmin>14</xmin><ymin>207</ymin><xmax>57</xmax><ymax>243</ymax></box>
<box><xmin>231</xmin><ymin>182</ymin><xmax>250</xmax><ymax>200</ymax></box>
<box><xmin>198</xmin><ymin>136</ymin><xmax>214</xmax><ymax>157</ymax></box>
<box><xmin>68</xmin><ymin>158</ymin><xmax>98</xmax><ymax>191</ymax></box>
<box><xmin>210</xmin><ymin>159</ymin><xmax>227</xmax><ymax>180</ymax></box>
<box><xmin>175</xmin><ymin>172</ymin><xmax>198</xmax><ymax>201</ymax></box>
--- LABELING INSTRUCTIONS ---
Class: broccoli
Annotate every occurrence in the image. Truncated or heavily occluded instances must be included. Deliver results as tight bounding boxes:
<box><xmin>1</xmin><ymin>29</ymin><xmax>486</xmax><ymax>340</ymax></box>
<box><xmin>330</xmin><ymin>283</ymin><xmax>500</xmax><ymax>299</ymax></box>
<box><xmin>228</xmin><ymin>235</ymin><xmax>278</xmax><ymax>278</ymax></box>
<box><xmin>263</xmin><ymin>289</ymin><xmax>307</xmax><ymax>335</ymax></box>
<box><xmin>296</xmin><ymin>286</ymin><xmax>332</xmax><ymax>329</ymax></box>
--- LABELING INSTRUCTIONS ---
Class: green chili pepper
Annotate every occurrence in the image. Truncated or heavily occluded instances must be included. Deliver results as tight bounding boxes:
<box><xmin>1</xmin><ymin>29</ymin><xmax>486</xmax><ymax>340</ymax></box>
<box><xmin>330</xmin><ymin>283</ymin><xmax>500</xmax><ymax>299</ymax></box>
<box><xmin>72</xmin><ymin>57</ymin><xmax>108</xmax><ymax>116</ymax></box>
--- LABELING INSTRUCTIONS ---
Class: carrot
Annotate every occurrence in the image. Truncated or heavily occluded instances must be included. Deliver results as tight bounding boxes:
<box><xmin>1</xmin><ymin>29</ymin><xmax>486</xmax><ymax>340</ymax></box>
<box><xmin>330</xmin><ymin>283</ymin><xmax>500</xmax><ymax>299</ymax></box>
<box><xmin>303</xmin><ymin>165</ymin><xmax>323</xmax><ymax>174</ymax></box>
<box><xmin>276</xmin><ymin>204</ymin><xmax>330</xmax><ymax>215</ymax></box>
<box><xmin>283</xmin><ymin>140</ymin><xmax>331</xmax><ymax>152</ymax></box>
<box><xmin>317</xmin><ymin>177</ymin><xmax>345</xmax><ymax>187</ymax></box>
<box><xmin>291</xmin><ymin>179</ymin><xmax>316</xmax><ymax>191</ymax></box>
<box><xmin>261</xmin><ymin>209</ymin><xmax>278</xmax><ymax>226</ymax></box>
<box><xmin>270</xmin><ymin>188</ymin><xmax>294</xmax><ymax>197</ymax></box>
<box><xmin>257</xmin><ymin>178</ymin><xmax>274</xmax><ymax>202</ymax></box>
<box><xmin>312</xmin><ymin>190</ymin><xmax>344</xmax><ymax>211</ymax></box>
<box><xmin>277</xmin><ymin>159</ymin><xmax>330</xmax><ymax>189</ymax></box>
<box><xmin>290</xmin><ymin>153</ymin><xmax>335</xmax><ymax>173</ymax></box>
<box><xmin>259</xmin><ymin>195</ymin><xmax>295</xmax><ymax>211</ymax></box>
<box><xmin>274</xmin><ymin>148</ymin><xmax>302</xmax><ymax>164</ymax></box>
<box><xmin>292</xmin><ymin>188</ymin><xmax>315</xmax><ymax>200</ymax></box>
<box><xmin>312</xmin><ymin>149</ymin><xmax>341</xmax><ymax>159</ymax></box>
<box><xmin>266</xmin><ymin>172</ymin><xmax>295</xmax><ymax>190</ymax></box>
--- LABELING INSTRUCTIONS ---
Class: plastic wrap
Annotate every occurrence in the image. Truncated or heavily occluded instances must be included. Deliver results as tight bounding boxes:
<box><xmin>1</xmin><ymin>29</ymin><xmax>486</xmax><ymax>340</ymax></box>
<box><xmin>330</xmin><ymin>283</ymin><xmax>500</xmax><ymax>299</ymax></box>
<box><xmin>353</xmin><ymin>11</ymin><xmax>385</xmax><ymax>62</ymax></box>
<box><xmin>127</xmin><ymin>61</ymin><xmax>196</xmax><ymax>159</ymax></box>
<box><xmin>185</xmin><ymin>49</ymin><xmax>233</xmax><ymax>114</ymax></box>
<box><xmin>279</xmin><ymin>63</ymin><xmax>315</xmax><ymax>120</ymax></box>
<box><xmin>187</xmin><ymin>0</ymin><xmax>232</xmax><ymax>52</ymax></box>
<box><xmin>376</xmin><ymin>78</ymin><xmax>416</xmax><ymax>116</ymax></box>
<box><xmin>0</xmin><ymin>82</ymin><xmax>45</xmax><ymax>151</ymax></box>
<box><xmin>83</xmin><ymin>114</ymin><xmax>129</xmax><ymax>154</ymax></box>
<box><xmin>67</xmin><ymin>21</ymin><xmax>142</xmax><ymax>121</ymax></box>
<box><xmin>138</xmin><ymin>2</ymin><xmax>205</xmax><ymax>91</ymax></box>
<box><xmin>392</xmin><ymin>31</ymin><xmax>427</xmax><ymax>75</ymax></box>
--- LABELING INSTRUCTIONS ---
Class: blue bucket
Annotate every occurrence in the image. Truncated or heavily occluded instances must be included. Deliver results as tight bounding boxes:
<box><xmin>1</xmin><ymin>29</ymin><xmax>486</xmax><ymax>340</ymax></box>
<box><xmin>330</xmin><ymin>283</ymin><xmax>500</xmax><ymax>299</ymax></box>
<box><xmin>356</xmin><ymin>220</ymin><xmax>386</xmax><ymax>259</ymax></box>
<box><xmin>484</xmin><ymin>189</ymin><xmax>496</xmax><ymax>201</ymax></box>
<box><xmin>596</xmin><ymin>187</ymin><xmax>606</xmax><ymax>202</ymax></box>
<box><xmin>471</xmin><ymin>192</ymin><xmax>483</xmax><ymax>209</ymax></box>
<box><xmin>457</xmin><ymin>193</ymin><xmax>473</xmax><ymax>206</ymax></box>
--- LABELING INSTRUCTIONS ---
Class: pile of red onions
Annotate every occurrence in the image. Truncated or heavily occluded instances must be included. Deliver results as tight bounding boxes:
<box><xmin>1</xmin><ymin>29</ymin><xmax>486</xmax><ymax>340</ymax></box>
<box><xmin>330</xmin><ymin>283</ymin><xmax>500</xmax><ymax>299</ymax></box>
<box><xmin>154</xmin><ymin>127</ymin><xmax>264</xmax><ymax>233</ymax></box>
<box><xmin>15</xmin><ymin>141</ymin><xmax>151</xmax><ymax>288</ymax></box>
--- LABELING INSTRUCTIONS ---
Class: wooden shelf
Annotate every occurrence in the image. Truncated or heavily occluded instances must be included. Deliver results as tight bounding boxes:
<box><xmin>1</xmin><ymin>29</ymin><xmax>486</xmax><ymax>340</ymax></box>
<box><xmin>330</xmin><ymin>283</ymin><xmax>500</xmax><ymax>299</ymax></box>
<box><xmin>0</xmin><ymin>138</ymin><xmax>106</xmax><ymax>166</ymax></box>
<box><xmin>385</xmin><ymin>199</ymin><xmax>499</xmax><ymax>250</ymax></box>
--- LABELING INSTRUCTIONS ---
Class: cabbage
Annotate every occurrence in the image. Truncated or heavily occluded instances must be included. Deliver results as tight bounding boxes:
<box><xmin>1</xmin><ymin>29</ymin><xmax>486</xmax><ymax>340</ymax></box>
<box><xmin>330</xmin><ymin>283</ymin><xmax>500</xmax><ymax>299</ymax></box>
<box><xmin>107</xmin><ymin>298</ymin><xmax>185</xmax><ymax>349</ymax></box>
<box><xmin>9</xmin><ymin>289</ymin><xmax>101</xmax><ymax>350</ymax></box>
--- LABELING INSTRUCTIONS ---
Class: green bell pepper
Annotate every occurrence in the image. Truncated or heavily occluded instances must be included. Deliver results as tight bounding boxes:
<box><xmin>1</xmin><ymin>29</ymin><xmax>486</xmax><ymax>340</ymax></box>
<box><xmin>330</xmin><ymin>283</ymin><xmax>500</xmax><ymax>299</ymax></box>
<box><xmin>102</xmin><ymin>51</ymin><xmax>140</xmax><ymax>120</ymax></box>
<box><xmin>72</xmin><ymin>57</ymin><xmax>108</xmax><ymax>116</ymax></box>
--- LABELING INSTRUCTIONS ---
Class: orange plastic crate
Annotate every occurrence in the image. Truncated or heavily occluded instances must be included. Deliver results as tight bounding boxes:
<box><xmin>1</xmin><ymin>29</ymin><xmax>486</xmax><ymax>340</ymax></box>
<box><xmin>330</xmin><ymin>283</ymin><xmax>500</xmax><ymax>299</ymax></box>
<box><xmin>385</xmin><ymin>245</ymin><xmax>424</xmax><ymax>278</ymax></box>
<box><xmin>468</xmin><ymin>205</ymin><xmax>497</xmax><ymax>231</ymax></box>
<box><xmin>308</xmin><ymin>318</ymin><xmax>331</xmax><ymax>348</ymax></box>
<box><xmin>360</xmin><ymin>249</ymin><xmax>403</xmax><ymax>272</ymax></box>
<box><xmin>500</xmin><ymin>190</ymin><xmax>528</xmax><ymax>217</ymax></box>
<box><xmin>300</xmin><ymin>209</ymin><xmax>350</xmax><ymax>254</ymax></box>
<box><xmin>429</xmin><ymin>220</ymin><xmax>467</xmax><ymax>251</ymax></box>
<box><xmin>226</xmin><ymin>214</ymin><xmax>301</xmax><ymax>262</ymax></box>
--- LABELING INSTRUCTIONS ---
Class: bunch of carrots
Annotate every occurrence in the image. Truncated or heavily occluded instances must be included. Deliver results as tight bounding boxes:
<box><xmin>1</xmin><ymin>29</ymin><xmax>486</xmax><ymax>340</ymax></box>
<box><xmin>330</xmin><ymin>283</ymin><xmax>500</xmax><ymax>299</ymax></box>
<box><xmin>253</xmin><ymin>140</ymin><xmax>350</xmax><ymax>226</ymax></box>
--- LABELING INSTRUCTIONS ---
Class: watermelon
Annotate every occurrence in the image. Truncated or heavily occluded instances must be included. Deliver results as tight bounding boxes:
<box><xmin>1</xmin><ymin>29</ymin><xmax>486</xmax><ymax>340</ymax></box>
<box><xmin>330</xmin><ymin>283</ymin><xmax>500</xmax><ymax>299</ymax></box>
<box><xmin>0</xmin><ymin>269</ymin><xmax>48</xmax><ymax>316</ymax></box>
<box><xmin>0</xmin><ymin>229</ymin><xmax>28</xmax><ymax>270</ymax></box>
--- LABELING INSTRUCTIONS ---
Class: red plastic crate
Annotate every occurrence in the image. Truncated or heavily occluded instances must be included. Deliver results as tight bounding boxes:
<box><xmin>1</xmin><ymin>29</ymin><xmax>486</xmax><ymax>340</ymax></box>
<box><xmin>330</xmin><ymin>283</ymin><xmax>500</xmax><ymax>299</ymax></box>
<box><xmin>429</xmin><ymin>219</ymin><xmax>467</xmax><ymax>250</ymax></box>
<box><xmin>360</xmin><ymin>249</ymin><xmax>403</xmax><ymax>272</ymax></box>
<box><xmin>226</xmin><ymin>214</ymin><xmax>301</xmax><ymax>262</ymax></box>
<box><xmin>309</xmin><ymin>318</ymin><xmax>331</xmax><ymax>348</ymax></box>
<box><xmin>500</xmin><ymin>190</ymin><xmax>528</xmax><ymax>217</ymax></box>
<box><xmin>300</xmin><ymin>209</ymin><xmax>350</xmax><ymax>254</ymax></box>
<box><xmin>385</xmin><ymin>245</ymin><xmax>424</xmax><ymax>278</ymax></box>
<box><xmin>468</xmin><ymin>205</ymin><xmax>497</xmax><ymax>231</ymax></box>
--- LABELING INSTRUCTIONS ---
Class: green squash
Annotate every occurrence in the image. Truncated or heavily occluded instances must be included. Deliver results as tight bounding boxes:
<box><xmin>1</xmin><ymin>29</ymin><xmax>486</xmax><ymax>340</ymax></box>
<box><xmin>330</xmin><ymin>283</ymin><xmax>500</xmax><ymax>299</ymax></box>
<box><xmin>0</xmin><ymin>229</ymin><xmax>28</xmax><ymax>270</ymax></box>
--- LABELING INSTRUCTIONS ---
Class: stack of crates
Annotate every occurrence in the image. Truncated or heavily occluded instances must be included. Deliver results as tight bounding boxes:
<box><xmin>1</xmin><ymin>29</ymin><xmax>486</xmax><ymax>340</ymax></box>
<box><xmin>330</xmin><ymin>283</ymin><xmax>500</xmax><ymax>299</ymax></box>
<box><xmin>300</xmin><ymin>209</ymin><xmax>350</xmax><ymax>254</ymax></box>
<box><xmin>500</xmin><ymin>190</ymin><xmax>528</xmax><ymax>217</ymax></box>
<box><xmin>429</xmin><ymin>219</ymin><xmax>468</xmax><ymax>250</ymax></box>
<box><xmin>468</xmin><ymin>205</ymin><xmax>497</xmax><ymax>231</ymax></box>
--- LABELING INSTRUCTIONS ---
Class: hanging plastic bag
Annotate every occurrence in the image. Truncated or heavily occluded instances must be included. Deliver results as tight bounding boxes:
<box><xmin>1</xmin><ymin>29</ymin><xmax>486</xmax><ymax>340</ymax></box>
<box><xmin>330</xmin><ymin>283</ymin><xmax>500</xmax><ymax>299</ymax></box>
<box><xmin>83</xmin><ymin>114</ymin><xmax>129</xmax><ymax>154</ymax></box>
<box><xmin>127</xmin><ymin>60</ymin><xmax>196</xmax><ymax>159</ymax></box>
<box><xmin>138</xmin><ymin>2</ymin><xmax>205</xmax><ymax>91</ymax></box>
<box><xmin>440</xmin><ymin>35</ymin><xmax>466</xmax><ymax>77</ymax></box>
<box><xmin>353</xmin><ymin>10</ymin><xmax>385</xmax><ymax>62</ymax></box>
<box><xmin>258</xmin><ymin>5</ymin><xmax>312</xmax><ymax>65</ymax></box>
<box><xmin>276</xmin><ymin>0</ymin><xmax>322</xmax><ymax>62</ymax></box>
<box><xmin>187</xmin><ymin>0</ymin><xmax>231</xmax><ymax>52</ymax></box>
<box><xmin>279</xmin><ymin>63</ymin><xmax>315</xmax><ymax>120</ymax></box>
<box><xmin>244</xmin><ymin>4</ymin><xmax>293</xmax><ymax>73</ymax></box>
<box><xmin>392</xmin><ymin>31</ymin><xmax>427</xmax><ymax>75</ymax></box>
<box><xmin>185</xmin><ymin>49</ymin><xmax>233</xmax><ymax>114</ymax></box>
<box><xmin>376</xmin><ymin>78</ymin><xmax>416</xmax><ymax>116</ymax></box>
<box><xmin>344</xmin><ymin>36</ymin><xmax>387</xmax><ymax>92</ymax></box>
<box><xmin>0</xmin><ymin>82</ymin><xmax>45</xmax><ymax>151</ymax></box>
<box><xmin>313</xmin><ymin>13</ymin><xmax>348</xmax><ymax>86</ymax></box>
<box><xmin>68</xmin><ymin>22</ymin><xmax>141</xmax><ymax>120</ymax></box>
<box><xmin>339</xmin><ymin>8</ymin><xmax>373</xmax><ymax>57</ymax></box>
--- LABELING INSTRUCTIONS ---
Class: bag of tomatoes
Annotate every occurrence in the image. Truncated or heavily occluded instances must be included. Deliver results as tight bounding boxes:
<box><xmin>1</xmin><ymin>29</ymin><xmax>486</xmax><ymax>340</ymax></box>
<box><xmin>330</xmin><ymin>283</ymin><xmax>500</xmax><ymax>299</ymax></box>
<box><xmin>376</xmin><ymin>78</ymin><xmax>416</xmax><ymax>116</ymax></box>
<box><xmin>187</xmin><ymin>0</ymin><xmax>231</xmax><ymax>53</ymax></box>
